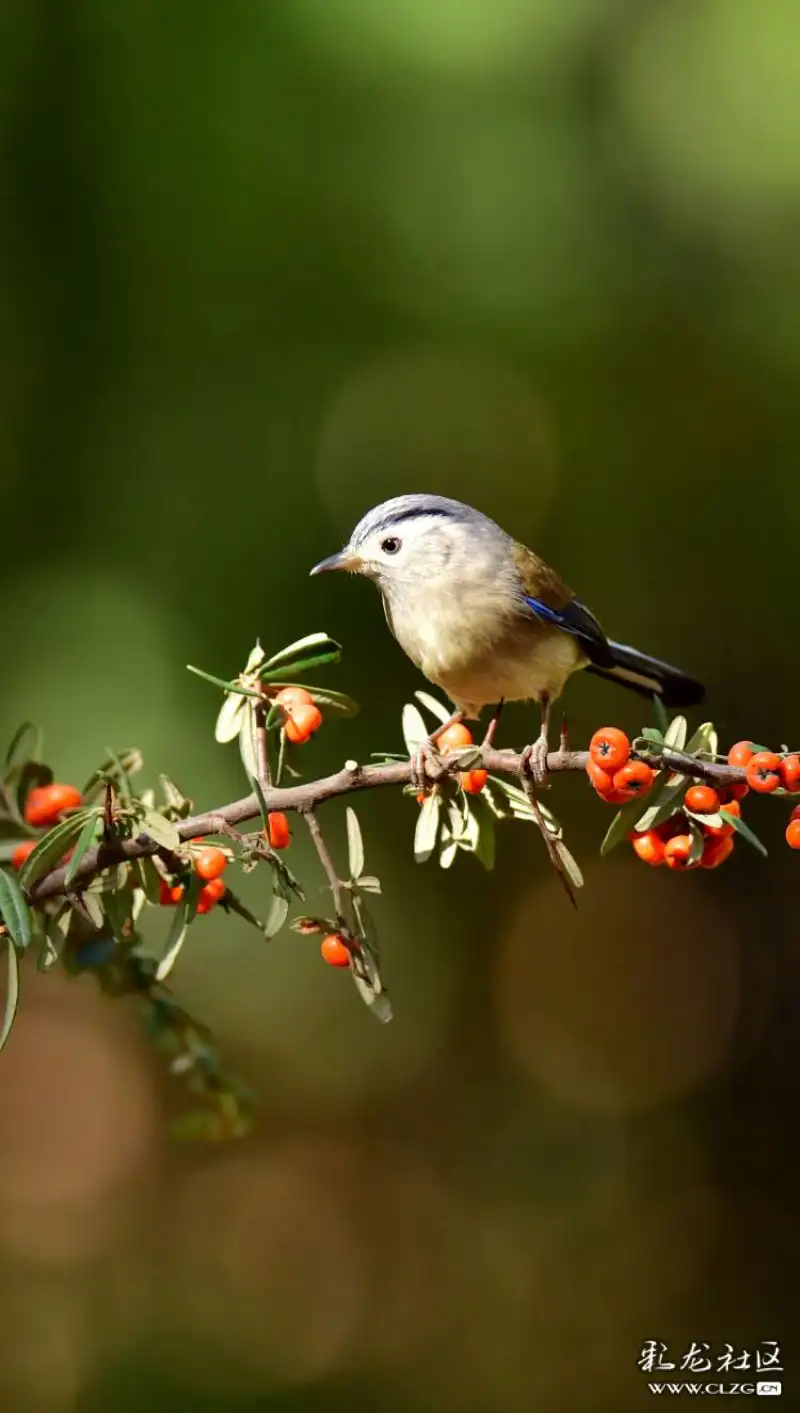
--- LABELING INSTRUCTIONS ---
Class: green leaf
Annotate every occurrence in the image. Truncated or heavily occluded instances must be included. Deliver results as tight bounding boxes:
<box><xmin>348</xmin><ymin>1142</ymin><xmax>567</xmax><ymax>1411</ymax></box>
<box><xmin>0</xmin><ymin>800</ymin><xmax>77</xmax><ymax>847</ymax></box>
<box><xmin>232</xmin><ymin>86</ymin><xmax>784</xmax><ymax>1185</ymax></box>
<box><xmin>78</xmin><ymin>891</ymin><xmax>105</xmax><ymax>929</ymax></box>
<box><xmin>250</xmin><ymin>774</ymin><xmax>270</xmax><ymax>833</ymax></box>
<box><xmin>0</xmin><ymin>937</ymin><xmax>20</xmax><ymax>1052</ymax></box>
<box><xmin>402</xmin><ymin>704</ymin><xmax>428</xmax><ymax>755</ymax></box>
<box><xmin>285</xmin><ymin>683</ymin><xmax>359</xmax><ymax>717</ymax></box>
<box><xmin>633</xmin><ymin>775</ymin><xmax>689</xmax><ymax>833</ymax></box>
<box><xmin>215</xmin><ymin>690</ymin><xmax>247</xmax><ymax>743</ymax></box>
<box><xmin>159</xmin><ymin>774</ymin><xmax>193</xmax><ymax>817</ymax></box>
<box><xmin>156</xmin><ymin>879</ymin><xmax>201</xmax><ymax>981</ymax></box>
<box><xmin>263</xmin><ymin>891</ymin><xmax>290</xmax><ymax>938</ymax></box>
<box><xmin>0</xmin><ymin>870</ymin><xmax>32</xmax><ymax>949</ymax></box>
<box><xmin>238</xmin><ymin>702</ymin><xmax>259</xmax><ymax>784</ymax></box>
<box><xmin>466</xmin><ymin>794</ymin><xmax>496</xmax><ymax>871</ymax></box>
<box><xmin>5</xmin><ymin>722</ymin><xmax>43</xmax><ymax>771</ymax></box>
<box><xmin>414</xmin><ymin>793</ymin><xmax>441</xmax><ymax>862</ymax></box>
<box><xmin>664</xmin><ymin>715</ymin><xmax>688</xmax><ymax>751</ymax></box>
<box><xmin>346</xmin><ymin>807</ymin><xmax>365</xmax><ymax>880</ymax></box>
<box><xmin>19</xmin><ymin>810</ymin><xmax>95</xmax><ymax>890</ymax></box>
<box><xmin>414</xmin><ymin>691</ymin><xmax>452</xmax><ymax>724</ymax></box>
<box><xmin>640</xmin><ymin>727</ymin><xmax>665</xmax><ymax>744</ymax></box>
<box><xmin>653</xmin><ymin>695</ymin><xmax>669</xmax><ymax>734</ymax></box>
<box><xmin>688</xmin><ymin>823</ymin><xmax>706</xmax><ymax>866</ymax></box>
<box><xmin>187</xmin><ymin>664</ymin><xmax>263</xmax><ymax>700</ymax></box>
<box><xmin>260</xmin><ymin>633</ymin><xmax>342</xmax><ymax>674</ymax></box>
<box><xmin>685</xmin><ymin>722</ymin><xmax>718</xmax><ymax>759</ymax></box>
<box><xmin>555</xmin><ymin>839</ymin><xmax>584</xmax><ymax>890</ymax></box>
<box><xmin>600</xmin><ymin>791</ymin><xmax>657</xmax><ymax>856</ymax></box>
<box><xmin>136</xmin><ymin>808</ymin><xmax>180</xmax><ymax>852</ymax></box>
<box><xmin>355</xmin><ymin>875</ymin><xmax>382</xmax><ymax>894</ymax></box>
<box><xmin>40</xmin><ymin>905</ymin><xmax>72</xmax><ymax>971</ymax></box>
<box><xmin>134</xmin><ymin>856</ymin><xmax>164</xmax><ymax>906</ymax></box>
<box><xmin>103</xmin><ymin>884</ymin><xmax>137</xmax><ymax>944</ymax></box>
<box><xmin>64</xmin><ymin>811</ymin><xmax>103</xmax><ymax>886</ymax></box>
<box><xmin>349</xmin><ymin>937</ymin><xmax>393</xmax><ymax>1023</ymax></box>
<box><xmin>81</xmin><ymin>748</ymin><xmax>143</xmax><ymax>802</ymax></box>
<box><xmin>725</xmin><ymin>809</ymin><xmax>768</xmax><ymax>858</ymax></box>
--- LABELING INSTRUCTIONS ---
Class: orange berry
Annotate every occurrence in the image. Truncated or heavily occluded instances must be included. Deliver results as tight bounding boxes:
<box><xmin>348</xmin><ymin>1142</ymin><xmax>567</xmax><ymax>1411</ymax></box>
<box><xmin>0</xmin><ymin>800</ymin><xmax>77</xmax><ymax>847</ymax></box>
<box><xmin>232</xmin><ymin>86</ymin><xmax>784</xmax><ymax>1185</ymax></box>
<box><xmin>663</xmin><ymin>834</ymin><xmax>697</xmax><ymax>871</ymax></box>
<box><xmin>266</xmin><ymin>811</ymin><xmax>291</xmax><ymax>849</ymax></box>
<box><xmin>23</xmin><ymin>782</ymin><xmax>83</xmax><ymax>827</ymax></box>
<box><xmin>274</xmin><ymin>686</ymin><xmax>315</xmax><ymax>711</ymax></box>
<box><xmin>631</xmin><ymin>830</ymin><xmax>665</xmax><ymax>866</ymax></box>
<box><xmin>320</xmin><ymin>933</ymin><xmax>350</xmax><ymax>967</ymax></box>
<box><xmin>745</xmin><ymin>751</ymin><xmax>781</xmax><ymax>794</ymax></box>
<box><xmin>589</xmin><ymin>728</ymin><xmax>630</xmax><ymax>772</ymax></box>
<box><xmin>612</xmin><ymin>760</ymin><xmax>655</xmax><ymax>799</ymax></box>
<box><xmin>786</xmin><ymin>819</ymin><xmax>800</xmax><ymax>850</ymax></box>
<box><xmin>194</xmin><ymin>846</ymin><xmax>228</xmax><ymax>881</ymax></box>
<box><xmin>728</xmin><ymin>741</ymin><xmax>756</xmax><ymax>768</ymax></box>
<box><xmin>705</xmin><ymin>800</ymin><xmax>741</xmax><ymax>838</ymax></box>
<box><xmin>791</xmin><ymin>804</ymin><xmax>800</xmax><ymax>823</ymax></box>
<box><xmin>416</xmin><ymin>792</ymin><xmax>428</xmax><ymax>805</ymax></box>
<box><xmin>438</xmin><ymin>723</ymin><xmax>474</xmax><ymax>752</ymax></box>
<box><xmin>283</xmin><ymin>703</ymin><xmax>323</xmax><ymax>744</ymax></box>
<box><xmin>197</xmin><ymin>878</ymin><xmax>226</xmax><ymax>914</ymax></box>
<box><xmin>685</xmin><ymin>784</ymin><xmax>720</xmax><ymax>814</ymax></box>
<box><xmin>461</xmin><ymin>768</ymin><xmax>488</xmax><ymax>795</ymax></box>
<box><xmin>11</xmin><ymin>840</ymin><xmax>36</xmax><ymax>870</ymax></box>
<box><xmin>780</xmin><ymin>754</ymin><xmax>800</xmax><ymax>792</ymax></box>
<box><xmin>701</xmin><ymin>834</ymin><xmax>735</xmax><ymax>869</ymax></box>
<box><xmin>586</xmin><ymin>758</ymin><xmax>614</xmax><ymax>795</ymax></box>
<box><xmin>159</xmin><ymin>879</ymin><xmax>184</xmax><ymax>906</ymax></box>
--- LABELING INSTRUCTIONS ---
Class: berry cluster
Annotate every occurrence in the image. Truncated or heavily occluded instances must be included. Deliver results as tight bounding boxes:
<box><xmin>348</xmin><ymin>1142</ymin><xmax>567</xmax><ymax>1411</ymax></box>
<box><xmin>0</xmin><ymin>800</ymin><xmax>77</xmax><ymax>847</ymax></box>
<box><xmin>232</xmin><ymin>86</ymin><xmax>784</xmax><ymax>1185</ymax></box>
<box><xmin>11</xmin><ymin>781</ymin><xmax>85</xmax><ymax>871</ymax></box>
<box><xmin>271</xmin><ymin>686</ymin><xmax>322</xmax><ymax>745</ymax></box>
<box><xmin>728</xmin><ymin>740</ymin><xmax>800</xmax><ymax>849</ymax></box>
<box><xmin>415</xmin><ymin>721</ymin><xmax>488</xmax><ymax>803</ymax></box>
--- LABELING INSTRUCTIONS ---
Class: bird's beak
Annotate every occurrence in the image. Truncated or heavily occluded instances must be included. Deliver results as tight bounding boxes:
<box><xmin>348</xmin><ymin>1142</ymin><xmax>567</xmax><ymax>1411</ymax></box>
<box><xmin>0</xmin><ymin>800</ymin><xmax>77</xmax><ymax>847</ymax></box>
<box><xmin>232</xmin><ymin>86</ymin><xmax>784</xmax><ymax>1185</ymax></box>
<box><xmin>309</xmin><ymin>549</ymin><xmax>362</xmax><ymax>577</ymax></box>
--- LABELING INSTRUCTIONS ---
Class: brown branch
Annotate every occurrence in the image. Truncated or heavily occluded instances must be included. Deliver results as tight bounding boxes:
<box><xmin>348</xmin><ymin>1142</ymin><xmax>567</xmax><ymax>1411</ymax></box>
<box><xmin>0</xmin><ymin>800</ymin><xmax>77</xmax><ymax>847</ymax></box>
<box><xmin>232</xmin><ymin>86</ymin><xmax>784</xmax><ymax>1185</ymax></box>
<box><xmin>302</xmin><ymin>809</ymin><xmax>345</xmax><ymax>923</ymax></box>
<box><xmin>26</xmin><ymin>745</ymin><xmax>748</xmax><ymax>905</ymax></box>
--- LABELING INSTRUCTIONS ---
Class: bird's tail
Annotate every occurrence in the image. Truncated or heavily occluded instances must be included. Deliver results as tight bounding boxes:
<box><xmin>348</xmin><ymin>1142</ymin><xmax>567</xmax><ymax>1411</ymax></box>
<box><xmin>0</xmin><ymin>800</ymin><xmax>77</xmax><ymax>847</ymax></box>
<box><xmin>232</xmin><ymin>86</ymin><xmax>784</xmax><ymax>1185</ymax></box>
<box><xmin>585</xmin><ymin>641</ymin><xmax>704</xmax><ymax>708</ymax></box>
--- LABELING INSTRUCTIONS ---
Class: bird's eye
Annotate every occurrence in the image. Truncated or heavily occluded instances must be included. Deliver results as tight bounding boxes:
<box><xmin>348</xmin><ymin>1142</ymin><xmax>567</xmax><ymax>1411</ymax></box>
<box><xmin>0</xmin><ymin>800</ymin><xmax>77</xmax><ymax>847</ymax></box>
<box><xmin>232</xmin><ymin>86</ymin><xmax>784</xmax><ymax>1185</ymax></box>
<box><xmin>380</xmin><ymin>536</ymin><xmax>402</xmax><ymax>555</ymax></box>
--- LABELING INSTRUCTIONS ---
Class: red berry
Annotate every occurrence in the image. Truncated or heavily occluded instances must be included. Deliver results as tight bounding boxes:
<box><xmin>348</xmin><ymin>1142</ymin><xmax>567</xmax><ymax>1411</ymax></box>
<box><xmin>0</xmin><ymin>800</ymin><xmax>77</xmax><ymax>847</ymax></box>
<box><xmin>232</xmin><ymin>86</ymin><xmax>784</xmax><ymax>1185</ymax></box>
<box><xmin>267</xmin><ymin>811</ymin><xmax>291</xmax><ymax>849</ymax></box>
<box><xmin>320</xmin><ymin>933</ymin><xmax>350</xmax><ymax>967</ymax></box>
<box><xmin>745</xmin><ymin>751</ymin><xmax>781</xmax><ymax>794</ymax></box>
<box><xmin>589</xmin><ymin>728</ymin><xmax>630</xmax><ymax>772</ymax></box>
<box><xmin>720</xmin><ymin>781</ymin><xmax>749</xmax><ymax>802</ymax></box>
<box><xmin>631</xmin><ymin>830</ymin><xmax>665</xmax><ymax>866</ymax></box>
<box><xmin>612</xmin><ymin>760</ymin><xmax>655</xmax><ymax>799</ymax></box>
<box><xmin>194</xmin><ymin>846</ymin><xmax>228</xmax><ymax>881</ymax></box>
<box><xmin>701</xmin><ymin>835</ymin><xmax>735</xmax><ymax>869</ymax></box>
<box><xmin>461</xmin><ymin>768</ymin><xmax>488</xmax><ymax>795</ymax></box>
<box><xmin>786</xmin><ymin>819</ymin><xmax>800</xmax><ymax>850</ymax></box>
<box><xmin>586</xmin><ymin>758</ymin><xmax>614</xmax><ymax>795</ymax></box>
<box><xmin>438</xmin><ymin>723</ymin><xmax>474</xmax><ymax>752</ymax></box>
<box><xmin>780</xmin><ymin>755</ymin><xmax>800</xmax><ymax>792</ymax></box>
<box><xmin>197</xmin><ymin>878</ymin><xmax>226</xmax><ymax>914</ymax></box>
<box><xmin>664</xmin><ymin>834</ymin><xmax>697</xmax><ymax>871</ymax></box>
<box><xmin>283</xmin><ymin>702</ymin><xmax>323</xmax><ymax>744</ymax></box>
<box><xmin>728</xmin><ymin>741</ymin><xmax>756</xmax><ymax>768</ymax></box>
<box><xmin>11</xmin><ymin>840</ymin><xmax>36</xmax><ymax>870</ymax></box>
<box><xmin>685</xmin><ymin>784</ymin><xmax>720</xmax><ymax>814</ymax></box>
<box><xmin>159</xmin><ymin>879</ymin><xmax>184</xmax><ymax>906</ymax></box>
<box><xmin>23</xmin><ymin>782</ymin><xmax>83</xmax><ymax>827</ymax></box>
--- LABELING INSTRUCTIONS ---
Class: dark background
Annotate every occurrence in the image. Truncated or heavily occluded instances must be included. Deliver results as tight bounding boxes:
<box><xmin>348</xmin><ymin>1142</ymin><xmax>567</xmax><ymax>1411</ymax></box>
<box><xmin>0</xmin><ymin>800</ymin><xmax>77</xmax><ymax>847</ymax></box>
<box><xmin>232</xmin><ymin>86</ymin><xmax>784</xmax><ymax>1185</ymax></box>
<box><xmin>1</xmin><ymin>2</ymin><xmax>798</xmax><ymax>1409</ymax></box>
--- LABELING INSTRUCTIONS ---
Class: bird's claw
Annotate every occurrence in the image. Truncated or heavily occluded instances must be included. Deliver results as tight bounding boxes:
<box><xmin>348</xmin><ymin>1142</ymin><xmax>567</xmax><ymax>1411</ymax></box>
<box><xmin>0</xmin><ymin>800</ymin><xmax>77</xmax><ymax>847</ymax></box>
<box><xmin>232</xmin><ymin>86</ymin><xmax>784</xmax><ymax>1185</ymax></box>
<box><xmin>521</xmin><ymin>736</ymin><xmax>550</xmax><ymax>790</ymax></box>
<box><xmin>411</xmin><ymin>739</ymin><xmax>440</xmax><ymax>792</ymax></box>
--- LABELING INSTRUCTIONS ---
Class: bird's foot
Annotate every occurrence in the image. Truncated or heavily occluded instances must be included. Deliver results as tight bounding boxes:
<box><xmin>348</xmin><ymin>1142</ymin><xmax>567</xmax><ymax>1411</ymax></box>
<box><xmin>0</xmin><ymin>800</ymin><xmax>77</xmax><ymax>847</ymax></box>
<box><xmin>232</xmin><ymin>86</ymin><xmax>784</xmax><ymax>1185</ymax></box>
<box><xmin>410</xmin><ymin>738</ymin><xmax>441</xmax><ymax>792</ymax></box>
<box><xmin>520</xmin><ymin>734</ymin><xmax>550</xmax><ymax>790</ymax></box>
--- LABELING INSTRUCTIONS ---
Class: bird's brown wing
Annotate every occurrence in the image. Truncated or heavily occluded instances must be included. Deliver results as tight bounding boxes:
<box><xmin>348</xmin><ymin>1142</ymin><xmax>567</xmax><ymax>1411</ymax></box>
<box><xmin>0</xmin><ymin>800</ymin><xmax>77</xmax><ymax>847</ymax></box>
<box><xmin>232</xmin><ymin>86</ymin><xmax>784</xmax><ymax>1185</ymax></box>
<box><xmin>512</xmin><ymin>542</ymin><xmax>615</xmax><ymax>668</ymax></box>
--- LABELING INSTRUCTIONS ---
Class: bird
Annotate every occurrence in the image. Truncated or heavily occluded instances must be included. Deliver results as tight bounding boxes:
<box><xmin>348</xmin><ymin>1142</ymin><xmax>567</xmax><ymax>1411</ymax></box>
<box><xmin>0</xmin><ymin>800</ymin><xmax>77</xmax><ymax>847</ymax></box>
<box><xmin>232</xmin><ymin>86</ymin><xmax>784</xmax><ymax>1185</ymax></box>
<box><xmin>310</xmin><ymin>493</ymin><xmax>704</xmax><ymax>781</ymax></box>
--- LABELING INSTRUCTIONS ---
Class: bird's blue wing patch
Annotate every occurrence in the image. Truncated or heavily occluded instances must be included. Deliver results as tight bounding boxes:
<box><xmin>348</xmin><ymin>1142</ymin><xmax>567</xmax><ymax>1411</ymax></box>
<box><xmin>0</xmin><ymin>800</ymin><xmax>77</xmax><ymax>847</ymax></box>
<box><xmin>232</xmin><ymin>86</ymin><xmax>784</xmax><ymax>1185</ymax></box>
<box><xmin>524</xmin><ymin>595</ymin><xmax>615</xmax><ymax>667</ymax></box>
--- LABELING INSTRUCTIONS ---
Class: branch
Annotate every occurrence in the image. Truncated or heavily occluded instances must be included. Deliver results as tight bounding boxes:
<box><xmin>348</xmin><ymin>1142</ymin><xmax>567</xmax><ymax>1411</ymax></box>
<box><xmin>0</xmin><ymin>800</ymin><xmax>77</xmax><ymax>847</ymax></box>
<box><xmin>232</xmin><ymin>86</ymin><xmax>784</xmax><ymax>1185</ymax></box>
<box><xmin>303</xmin><ymin>810</ymin><xmax>345</xmax><ymax>922</ymax></box>
<box><xmin>26</xmin><ymin>744</ymin><xmax>747</xmax><ymax>905</ymax></box>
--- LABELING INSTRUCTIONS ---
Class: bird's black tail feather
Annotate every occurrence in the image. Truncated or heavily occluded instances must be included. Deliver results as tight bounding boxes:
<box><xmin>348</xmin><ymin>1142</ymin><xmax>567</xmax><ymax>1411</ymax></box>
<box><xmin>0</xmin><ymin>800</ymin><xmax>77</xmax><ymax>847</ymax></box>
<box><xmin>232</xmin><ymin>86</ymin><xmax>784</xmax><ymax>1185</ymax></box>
<box><xmin>585</xmin><ymin>641</ymin><xmax>704</xmax><ymax>708</ymax></box>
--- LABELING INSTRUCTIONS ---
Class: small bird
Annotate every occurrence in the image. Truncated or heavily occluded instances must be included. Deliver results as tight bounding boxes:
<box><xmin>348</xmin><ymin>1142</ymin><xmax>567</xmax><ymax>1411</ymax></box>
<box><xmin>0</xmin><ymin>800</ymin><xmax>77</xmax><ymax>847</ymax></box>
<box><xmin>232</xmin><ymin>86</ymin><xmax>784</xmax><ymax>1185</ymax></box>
<box><xmin>310</xmin><ymin>494</ymin><xmax>703</xmax><ymax>779</ymax></box>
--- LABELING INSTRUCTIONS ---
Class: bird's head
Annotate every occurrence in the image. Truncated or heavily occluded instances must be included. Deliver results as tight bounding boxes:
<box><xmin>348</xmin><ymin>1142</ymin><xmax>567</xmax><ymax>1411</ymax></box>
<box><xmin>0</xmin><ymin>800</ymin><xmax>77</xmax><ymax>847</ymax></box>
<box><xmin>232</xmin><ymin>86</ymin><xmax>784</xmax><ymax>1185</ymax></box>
<box><xmin>309</xmin><ymin>494</ymin><xmax>508</xmax><ymax>597</ymax></box>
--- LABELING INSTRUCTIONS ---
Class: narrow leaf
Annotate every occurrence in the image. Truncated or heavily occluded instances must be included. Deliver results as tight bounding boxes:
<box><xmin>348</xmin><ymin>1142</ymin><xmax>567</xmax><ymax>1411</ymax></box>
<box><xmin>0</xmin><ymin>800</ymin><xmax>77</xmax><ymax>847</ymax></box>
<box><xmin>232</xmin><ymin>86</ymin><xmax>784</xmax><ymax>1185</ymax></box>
<box><xmin>238</xmin><ymin>703</ymin><xmax>259</xmax><ymax>785</ymax></box>
<box><xmin>346</xmin><ymin>807</ymin><xmax>365</xmax><ymax>880</ymax></box>
<box><xmin>402</xmin><ymin>703</ymin><xmax>428</xmax><ymax>755</ymax></box>
<box><xmin>414</xmin><ymin>793</ymin><xmax>441</xmax><ymax>862</ymax></box>
<box><xmin>250</xmin><ymin>774</ymin><xmax>270</xmax><ymax>832</ymax></box>
<box><xmin>640</xmin><ymin>727</ymin><xmax>665</xmax><ymax>745</ymax></box>
<box><xmin>215</xmin><ymin>691</ymin><xmax>246</xmax><ymax>743</ymax></box>
<box><xmin>355</xmin><ymin>875</ymin><xmax>382</xmax><ymax>894</ymax></box>
<box><xmin>414</xmin><ymin>691</ymin><xmax>452</xmax><ymax>724</ymax></box>
<box><xmin>273</xmin><ymin>684</ymin><xmax>359</xmax><ymax>717</ymax></box>
<box><xmin>664</xmin><ymin>715</ymin><xmax>688</xmax><ymax>751</ymax></box>
<box><xmin>653</xmin><ymin>695</ymin><xmax>669</xmax><ymax>734</ymax></box>
<box><xmin>555</xmin><ymin>839</ymin><xmax>584</xmax><ymax>889</ymax></box>
<box><xmin>467</xmin><ymin>794</ymin><xmax>497</xmax><ymax>871</ymax></box>
<box><xmin>64</xmin><ymin>811</ymin><xmax>103</xmax><ymax>886</ymax></box>
<box><xmin>0</xmin><ymin>870</ymin><xmax>32</xmax><ymax>949</ymax></box>
<box><xmin>259</xmin><ymin>650</ymin><xmax>342</xmax><ymax>682</ymax></box>
<box><xmin>261</xmin><ymin>633</ymin><xmax>342</xmax><ymax>672</ymax></box>
<box><xmin>187</xmin><ymin>664</ymin><xmax>262</xmax><ymax>700</ymax></box>
<box><xmin>0</xmin><ymin>938</ymin><xmax>20</xmax><ymax>1052</ymax></box>
<box><xmin>263</xmin><ymin>892</ymin><xmax>290</xmax><ymax>938</ymax></box>
<box><xmin>600</xmin><ymin>791</ymin><xmax>657</xmax><ymax>855</ymax></box>
<box><xmin>685</xmin><ymin>722</ymin><xmax>718</xmax><ymax>758</ymax></box>
<box><xmin>19</xmin><ymin>811</ymin><xmax>95</xmax><ymax>890</ymax></box>
<box><xmin>157</xmin><ymin>894</ymin><xmax>193</xmax><ymax>981</ymax></box>
<box><xmin>726</xmin><ymin>810</ymin><xmax>768</xmax><ymax>858</ymax></box>
<box><xmin>137</xmin><ymin>808</ymin><xmax>180</xmax><ymax>852</ymax></box>
<box><xmin>5</xmin><ymin>722</ymin><xmax>43</xmax><ymax>770</ymax></box>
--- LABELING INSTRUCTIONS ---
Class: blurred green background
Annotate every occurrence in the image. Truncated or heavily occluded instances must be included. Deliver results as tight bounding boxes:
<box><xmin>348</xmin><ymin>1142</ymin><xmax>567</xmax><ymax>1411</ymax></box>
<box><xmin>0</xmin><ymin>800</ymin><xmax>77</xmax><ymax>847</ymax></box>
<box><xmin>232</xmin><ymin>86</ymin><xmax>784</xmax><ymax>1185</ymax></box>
<box><xmin>1</xmin><ymin>1</ymin><xmax>799</xmax><ymax>1409</ymax></box>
